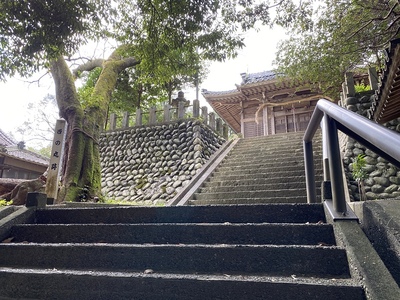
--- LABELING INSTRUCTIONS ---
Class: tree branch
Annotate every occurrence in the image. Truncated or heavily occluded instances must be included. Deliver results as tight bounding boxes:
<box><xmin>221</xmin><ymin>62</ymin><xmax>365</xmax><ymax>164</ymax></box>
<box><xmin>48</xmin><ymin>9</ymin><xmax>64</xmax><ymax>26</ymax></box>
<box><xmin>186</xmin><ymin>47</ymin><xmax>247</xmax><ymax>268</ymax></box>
<box><xmin>72</xmin><ymin>58</ymin><xmax>105</xmax><ymax>78</ymax></box>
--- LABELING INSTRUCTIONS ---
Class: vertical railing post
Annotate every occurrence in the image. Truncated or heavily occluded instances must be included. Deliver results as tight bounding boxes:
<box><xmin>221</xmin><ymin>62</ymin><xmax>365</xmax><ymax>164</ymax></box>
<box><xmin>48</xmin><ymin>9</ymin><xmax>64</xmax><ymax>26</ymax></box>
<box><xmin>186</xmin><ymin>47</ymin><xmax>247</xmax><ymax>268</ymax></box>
<box><xmin>325</xmin><ymin>114</ymin><xmax>346</xmax><ymax>213</ymax></box>
<box><xmin>178</xmin><ymin>102</ymin><xmax>185</xmax><ymax>119</ymax></box>
<box><xmin>321</xmin><ymin>116</ymin><xmax>330</xmax><ymax>181</ymax></box>
<box><xmin>164</xmin><ymin>104</ymin><xmax>171</xmax><ymax>122</ymax></box>
<box><xmin>209</xmin><ymin>112</ymin><xmax>216</xmax><ymax>130</ymax></box>
<box><xmin>223</xmin><ymin>124</ymin><xmax>229</xmax><ymax>140</ymax></box>
<box><xmin>193</xmin><ymin>100</ymin><xmax>200</xmax><ymax>118</ymax></box>
<box><xmin>110</xmin><ymin>113</ymin><xmax>117</xmax><ymax>130</ymax></box>
<box><xmin>122</xmin><ymin>112</ymin><xmax>129</xmax><ymax>128</ymax></box>
<box><xmin>136</xmin><ymin>108</ymin><xmax>142</xmax><ymax>126</ymax></box>
<box><xmin>216</xmin><ymin>118</ymin><xmax>222</xmax><ymax>135</ymax></box>
<box><xmin>201</xmin><ymin>106</ymin><xmax>208</xmax><ymax>125</ymax></box>
<box><xmin>149</xmin><ymin>106</ymin><xmax>157</xmax><ymax>124</ymax></box>
<box><xmin>345</xmin><ymin>72</ymin><xmax>355</xmax><ymax>97</ymax></box>
<box><xmin>303</xmin><ymin>139</ymin><xmax>317</xmax><ymax>203</ymax></box>
<box><xmin>368</xmin><ymin>67</ymin><xmax>379</xmax><ymax>91</ymax></box>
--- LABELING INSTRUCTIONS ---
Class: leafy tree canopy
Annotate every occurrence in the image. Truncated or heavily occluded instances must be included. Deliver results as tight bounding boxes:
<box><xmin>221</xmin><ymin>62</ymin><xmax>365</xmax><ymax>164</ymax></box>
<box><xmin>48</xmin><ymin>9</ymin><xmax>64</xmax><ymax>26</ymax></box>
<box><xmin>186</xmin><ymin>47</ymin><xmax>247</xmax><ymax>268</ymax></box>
<box><xmin>0</xmin><ymin>0</ymin><xmax>111</xmax><ymax>80</ymax></box>
<box><xmin>274</xmin><ymin>0</ymin><xmax>400</xmax><ymax>97</ymax></box>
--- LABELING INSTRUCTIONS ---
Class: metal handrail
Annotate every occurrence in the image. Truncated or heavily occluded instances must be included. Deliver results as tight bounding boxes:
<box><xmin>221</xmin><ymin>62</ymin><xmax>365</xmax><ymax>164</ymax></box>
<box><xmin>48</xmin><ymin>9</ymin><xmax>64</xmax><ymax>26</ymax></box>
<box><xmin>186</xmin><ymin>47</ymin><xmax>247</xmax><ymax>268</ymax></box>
<box><xmin>304</xmin><ymin>99</ymin><xmax>400</xmax><ymax>219</ymax></box>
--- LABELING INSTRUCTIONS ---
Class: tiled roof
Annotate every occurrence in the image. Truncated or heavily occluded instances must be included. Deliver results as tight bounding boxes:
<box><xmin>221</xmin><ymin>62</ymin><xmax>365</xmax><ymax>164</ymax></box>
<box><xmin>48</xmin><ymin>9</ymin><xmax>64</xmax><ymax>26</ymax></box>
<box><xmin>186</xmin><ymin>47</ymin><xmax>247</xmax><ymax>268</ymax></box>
<box><xmin>6</xmin><ymin>146</ymin><xmax>49</xmax><ymax>166</ymax></box>
<box><xmin>0</xmin><ymin>129</ymin><xmax>16</xmax><ymax>146</ymax></box>
<box><xmin>201</xmin><ymin>89</ymin><xmax>240</xmax><ymax>96</ymax></box>
<box><xmin>240</xmin><ymin>70</ymin><xmax>277</xmax><ymax>85</ymax></box>
<box><xmin>0</xmin><ymin>129</ymin><xmax>49</xmax><ymax>166</ymax></box>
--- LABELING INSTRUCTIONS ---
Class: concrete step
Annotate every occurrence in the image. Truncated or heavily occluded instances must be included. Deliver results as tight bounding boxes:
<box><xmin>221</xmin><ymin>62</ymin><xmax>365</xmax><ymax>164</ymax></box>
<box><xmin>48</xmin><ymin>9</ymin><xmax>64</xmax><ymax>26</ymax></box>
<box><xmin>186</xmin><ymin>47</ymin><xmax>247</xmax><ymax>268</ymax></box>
<box><xmin>226</xmin><ymin>148</ymin><xmax>309</xmax><ymax>158</ymax></box>
<box><xmin>203</xmin><ymin>175</ymin><xmax>323</xmax><ymax>187</ymax></box>
<box><xmin>193</xmin><ymin>189</ymin><xmax>308</xmax><ymax>201</ymax></box>
<box><xmin>199</xmin><ymin>182</ymin><xmax>307</xmax><ymax>193</ymax></box>
<box><xmin>11</xmin><ymin>223</ymin><xmax>335</xmax><ymax>246</ymax></box>
<box><xmin>0</xmin><ymin>204</ymin><xmax>364</xmax><ymax>299</ymax></box>
<box><xmin>0</xmin><ymin>268</ymin><xmax>365</xmax><ymax>300</ymax></box>
<box><xmin>33</xmin><ymin>204</ymin><xmax>328</xmax><ymax>224</ymax></box>
<box><xmin>0</xmin><ymin>243</ymin><xmax>350</xmax><ymax>278</ymax></box>
<box><xmin>189</xmin><ymin>197</ymin><xmax>310</xmax><ymax>205</ymax></box>
<box><xmin>215</xmin><ymin>163</ymin><xmax>320</xmax><ymax>174</ymax></box>
<box><xmin>210</xmin><ymin>170</ymin><xmax>309</xmax><ymax>180</ymax></box>
<box><xmin>220</xmin><ymin>156</ymin><xmax>310</xmax><ymax>166</ymax></box>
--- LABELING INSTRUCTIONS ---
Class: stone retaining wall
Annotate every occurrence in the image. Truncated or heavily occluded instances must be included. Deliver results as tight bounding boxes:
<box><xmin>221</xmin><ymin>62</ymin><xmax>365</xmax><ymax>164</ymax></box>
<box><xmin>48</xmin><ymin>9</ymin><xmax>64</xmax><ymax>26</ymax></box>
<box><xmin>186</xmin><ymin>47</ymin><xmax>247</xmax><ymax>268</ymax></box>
<box><xmin>99</xmin><ymin>119</ymin><xmax>225</xmax><ymax>205</ymax></box>
<box><xmin>340</xmin><ymin>93</ymin><xmax>400</xmax><ymax>201</ymax></box>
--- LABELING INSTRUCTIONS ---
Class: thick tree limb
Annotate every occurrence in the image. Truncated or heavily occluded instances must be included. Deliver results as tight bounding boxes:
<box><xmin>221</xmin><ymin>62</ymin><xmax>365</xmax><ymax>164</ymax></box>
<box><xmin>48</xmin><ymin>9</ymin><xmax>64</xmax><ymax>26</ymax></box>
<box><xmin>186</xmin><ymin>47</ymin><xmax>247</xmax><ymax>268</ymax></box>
<box><xmin>72</xmin><ymin>58</ymin><xmax>104</xmax><ymax>78</ymax></box>
<box><xmin>50</xmin><ymin>55</ymin><xmax>81</xmax><ymax>121</ymax></box>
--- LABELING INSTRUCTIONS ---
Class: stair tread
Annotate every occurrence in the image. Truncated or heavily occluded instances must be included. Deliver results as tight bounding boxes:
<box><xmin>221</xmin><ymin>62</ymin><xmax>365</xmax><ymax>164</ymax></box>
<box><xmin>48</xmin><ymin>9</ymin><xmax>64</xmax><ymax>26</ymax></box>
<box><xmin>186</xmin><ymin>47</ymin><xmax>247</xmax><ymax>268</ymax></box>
<box><xmin>9</xmin><ymin>222</ymin><xmax>336</xmax><ymax>246</ymax></box>
<box><xmin>0</xmin><ymin>267</ymin><xmax>365</xmax><ymax>300</ymax></box>
<box><xmin>0</xmin><ymin>266</ymin><xmax>360</xmax><ymax>285</ymax></box>
<box><xmin>0</xmin><ymin>243</ymin><xmax>351</xmax><ymax>278</ymax></box>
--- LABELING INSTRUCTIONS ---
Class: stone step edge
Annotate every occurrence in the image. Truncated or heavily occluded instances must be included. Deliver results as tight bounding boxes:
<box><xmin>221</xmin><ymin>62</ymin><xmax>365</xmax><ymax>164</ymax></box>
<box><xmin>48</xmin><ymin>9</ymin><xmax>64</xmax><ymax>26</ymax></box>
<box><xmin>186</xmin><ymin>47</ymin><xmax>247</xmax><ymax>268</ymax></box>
<box><xmin>0</xmin><ymin>266</ymin><xmax>361</xmax><ymax>287</ymax></box>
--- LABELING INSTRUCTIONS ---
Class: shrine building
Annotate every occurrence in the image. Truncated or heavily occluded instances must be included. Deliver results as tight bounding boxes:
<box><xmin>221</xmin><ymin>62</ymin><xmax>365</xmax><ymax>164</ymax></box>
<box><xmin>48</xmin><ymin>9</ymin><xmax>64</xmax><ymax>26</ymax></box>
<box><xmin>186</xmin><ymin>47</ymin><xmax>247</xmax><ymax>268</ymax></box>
<box><xmin>202</xmin><ymin>71</ymin><xmax>327</xmax><ymax>138</ymax></box>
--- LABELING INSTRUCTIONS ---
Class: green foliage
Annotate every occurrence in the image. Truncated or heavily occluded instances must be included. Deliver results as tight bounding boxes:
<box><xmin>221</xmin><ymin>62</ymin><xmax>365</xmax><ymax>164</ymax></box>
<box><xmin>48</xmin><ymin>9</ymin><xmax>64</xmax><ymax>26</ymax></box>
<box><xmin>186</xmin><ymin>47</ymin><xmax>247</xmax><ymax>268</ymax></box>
<box><xmin>274</xmin><ymin>0</ymin><xmax>400</xmax><ymax>98</ymax></box>
<box><xmin>0</xmin><ymin>199</ymin><xmax>13</xmax><ymax>206</ymax></box>
<box><xmin>27</xmin><ymin>145</ymin><xmax>51</xmax><ymax>158</ymax></box>
<box><xmin>0</xmin><ymin>0</ymin><xmax>111</xmax><ymax>80</ymax></box>
<box><xmin>352</xmin><ymin>154</ymin><xmax>368</xmax><ymax>182</ymax></box>
<box><xmin>355</xmin><ymin>84</ymin><xmax>371</xmax><ymax>93</ymax></box>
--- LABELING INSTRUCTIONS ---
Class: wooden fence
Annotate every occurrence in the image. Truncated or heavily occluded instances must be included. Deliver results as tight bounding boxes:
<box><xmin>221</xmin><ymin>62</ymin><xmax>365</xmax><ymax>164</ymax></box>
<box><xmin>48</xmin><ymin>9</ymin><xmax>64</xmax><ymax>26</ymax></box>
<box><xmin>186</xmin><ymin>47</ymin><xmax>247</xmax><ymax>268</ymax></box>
<box><xmin>107</xmin><ymin>99</ymin><xmax>230</xmax><ymax>139</ymax></box>
<box><xmin>340</xmin><ymin>68</ymin><xmax>378</xmax><ymax>103</ymax></box>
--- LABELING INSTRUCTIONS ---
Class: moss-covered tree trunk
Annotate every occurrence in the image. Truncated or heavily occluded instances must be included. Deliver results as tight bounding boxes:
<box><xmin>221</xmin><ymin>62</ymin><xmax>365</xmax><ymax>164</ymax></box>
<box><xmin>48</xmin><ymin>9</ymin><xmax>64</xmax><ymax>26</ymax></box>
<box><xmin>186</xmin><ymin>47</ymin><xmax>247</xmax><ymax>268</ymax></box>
<box><xmin>50</xmin><ymin>49</ymin><xmax>138</xmax><ymax>202</ymax></box>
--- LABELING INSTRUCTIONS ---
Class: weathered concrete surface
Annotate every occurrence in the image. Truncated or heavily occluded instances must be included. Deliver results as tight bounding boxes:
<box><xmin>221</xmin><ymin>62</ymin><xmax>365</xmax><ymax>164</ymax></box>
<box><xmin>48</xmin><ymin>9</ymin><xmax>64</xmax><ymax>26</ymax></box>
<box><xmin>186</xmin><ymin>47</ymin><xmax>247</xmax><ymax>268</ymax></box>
<box><xmin>11</xmin><ymin>223</ymin><xmax>336</xmax><ymax>245</ymax></box>
<box><xmin>0</xmin><ymin>269</ymin><xmax>365</xmax><ymax>300</ymax></box>
<box><xmin>0</xmin><ymin>207</ymin><xmax>35</xmax><ymax>241</ymax></box>
<box><xmin>190</xmin><ymin>131</ymin><xmax>323</xmax><ymax>205</ymax></box>
<box><xmin>34</xmin><ymin>203</ymin><xmax>328</xmax><ymax>224</ymax></box>
<box><xmin>361</xmin><ymin>199</ymin><xmax>400</xmax><ymax>288</ymax></box>
<box><xmin>326</xmin><ymin>208</ymin><xmax>400</xmax><ymax>300</ymax></box>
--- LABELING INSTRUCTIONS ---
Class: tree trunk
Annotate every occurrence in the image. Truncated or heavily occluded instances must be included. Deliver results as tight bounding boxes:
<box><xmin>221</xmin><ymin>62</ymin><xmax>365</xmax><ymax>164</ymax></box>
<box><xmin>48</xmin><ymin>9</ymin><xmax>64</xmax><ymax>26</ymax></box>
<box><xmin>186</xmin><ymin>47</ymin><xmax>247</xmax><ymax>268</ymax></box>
<box><xmin>50</xmin><ymin>49</ymin><xmax>139</xmax><ymax>202</ymax></box>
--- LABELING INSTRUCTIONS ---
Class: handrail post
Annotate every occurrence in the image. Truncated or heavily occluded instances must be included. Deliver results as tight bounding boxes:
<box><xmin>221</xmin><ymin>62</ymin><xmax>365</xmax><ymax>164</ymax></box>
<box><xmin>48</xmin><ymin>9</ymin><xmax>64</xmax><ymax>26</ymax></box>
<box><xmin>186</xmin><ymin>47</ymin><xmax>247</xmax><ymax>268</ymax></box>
<box><xmin>321</xmin><ymin>116</ymin><xmax>330</xmax><ymax>181</ymax></box>
<box><xmin>304</xmin><ymin>139</ymin><xmax>317</xmax><ymax>203</ymax></box>
<box><xmin>325</xmin><ymin>114</ymin><xmax>347</xmax><ymax>214</ymax></box>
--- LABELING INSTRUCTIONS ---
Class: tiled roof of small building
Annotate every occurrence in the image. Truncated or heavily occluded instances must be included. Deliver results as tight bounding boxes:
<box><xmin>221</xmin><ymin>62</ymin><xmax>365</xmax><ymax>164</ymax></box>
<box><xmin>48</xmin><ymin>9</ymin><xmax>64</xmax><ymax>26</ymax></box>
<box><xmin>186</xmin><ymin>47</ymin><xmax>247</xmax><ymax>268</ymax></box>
<box><xmin>0</xmin><ymin>129</ymin><xmax>49</xmax><ymax>166</ymax></box>
<box><xmin>6</xmin><ymin>146</ymin><xmax>49</xmax><ymax>166</ymax></box>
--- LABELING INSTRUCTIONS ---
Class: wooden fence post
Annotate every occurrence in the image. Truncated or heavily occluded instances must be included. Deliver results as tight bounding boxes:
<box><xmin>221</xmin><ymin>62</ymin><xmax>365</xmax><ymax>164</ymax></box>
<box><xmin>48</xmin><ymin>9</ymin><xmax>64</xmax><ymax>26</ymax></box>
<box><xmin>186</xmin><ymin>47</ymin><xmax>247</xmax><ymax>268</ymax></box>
<box><xmin>122</xmin><ymin>112</ymin><xmax>129</xmax><ymax>128</ymax></box>
<box><xmin>223</xmin><ymin>124</ymin><xmax>229</xmax><ymax>140</ymax></box>
<box><xmin>216</xmin><ymin>118</ymin><xmax>222</xmax><ymax>135</ymax></box>
<box><xmin>193</xmin><ymin>100</ymin><xmax>200</xmax><ymax>118</ymax></box>
<box><xmin>110</xmin><ymin>113</ymin><xmax>117</xmax><ymax>130</ymax></box>
<box><xmin>368</xmin><ymin>67</ymin><xmax>379</xmax><ymax>91</ymax></box>
<box><xmin>178</xmin><ymin>102</ymin><xmax>185</xmax><ymax>119</ymax></box>
<box><xmin>164</xmin><ymin>104</ymin><xmax>171</xmax><ymax>122</ymax></box>
<box><xmin>209</xmin><ymin>112</ymin><xmax>216</xmax><ymax>130</ymax></box>
<box><xmin>345</xmin><ymin>72</ymin><xmax>355</xmax><ymax>97</ymax></box>
<box><xmin>201</xmin><ymin>106</ymin><xmax>208</xmax><ymax>125</ymax></box>
<box><xmin>149</xmin><ymin>106</ymin><xmax>157</xmax><ymax>124</ymax></box>
<box><xmin>136</xmin><ymin>108</ymin><xmax>142</xmax><ymax>126</ymax></box>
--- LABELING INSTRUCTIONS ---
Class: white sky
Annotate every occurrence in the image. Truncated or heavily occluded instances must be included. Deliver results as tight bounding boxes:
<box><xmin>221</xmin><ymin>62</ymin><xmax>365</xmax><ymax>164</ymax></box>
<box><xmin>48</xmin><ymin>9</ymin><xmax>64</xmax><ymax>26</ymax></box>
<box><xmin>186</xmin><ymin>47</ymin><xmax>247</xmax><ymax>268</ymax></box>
<box><xmin>0</xmin><ymin>25</ymin><xmax>288</xmax><ymax>145</ymax></box>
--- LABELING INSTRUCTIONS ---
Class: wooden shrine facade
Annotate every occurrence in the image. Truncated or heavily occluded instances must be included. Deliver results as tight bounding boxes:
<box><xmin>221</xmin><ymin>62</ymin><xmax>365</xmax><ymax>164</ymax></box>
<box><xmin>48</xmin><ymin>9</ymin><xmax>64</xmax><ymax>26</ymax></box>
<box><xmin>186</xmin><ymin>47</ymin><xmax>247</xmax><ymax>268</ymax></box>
<box><xmin>202</xmin><ymin>71</ymin><xmax>324</xmax><ymax>138</ymax></box>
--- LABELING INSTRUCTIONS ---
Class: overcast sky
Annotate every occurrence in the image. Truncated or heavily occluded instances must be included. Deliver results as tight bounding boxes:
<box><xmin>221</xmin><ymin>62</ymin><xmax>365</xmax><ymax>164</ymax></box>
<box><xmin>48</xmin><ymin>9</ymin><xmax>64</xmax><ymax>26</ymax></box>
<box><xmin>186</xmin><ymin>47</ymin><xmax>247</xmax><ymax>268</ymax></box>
<box><xmin>0</xmin><ymin>25</ymin><xmax>287</xmax><ymax>144</ymax></box>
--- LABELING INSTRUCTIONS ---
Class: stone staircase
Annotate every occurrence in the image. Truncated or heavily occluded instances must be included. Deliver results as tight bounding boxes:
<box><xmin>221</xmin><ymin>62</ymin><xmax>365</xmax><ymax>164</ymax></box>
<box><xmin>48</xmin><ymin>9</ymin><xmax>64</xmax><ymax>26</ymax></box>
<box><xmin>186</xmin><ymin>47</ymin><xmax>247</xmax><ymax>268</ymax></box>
<box><xmin>189</xmin><ymin>131</ymin><xmax>323</xmax><ymax>205</ymax></box>
<box><xmin>0</xmin><ymin>131</ymin><xmax>369</xmax><ymax>299</ymax></box>
<box><xmin>0</xmin><ymin>204</ymin><xmax>365</xmax><ymax>299</ymax></box>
